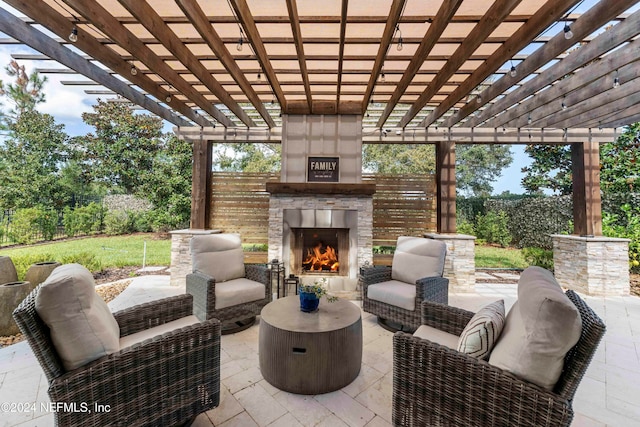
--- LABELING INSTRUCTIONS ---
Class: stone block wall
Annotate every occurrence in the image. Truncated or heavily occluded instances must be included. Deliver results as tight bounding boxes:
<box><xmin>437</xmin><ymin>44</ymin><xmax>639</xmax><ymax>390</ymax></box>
<box><xmin>552</xmin><ymin>235</ymin><xmax>630</xmax><ymax>296</ymax></box>
<box><xmin>169</xmin><ymin>229</ymin><xmax>221</xmax><ymax>286</ymax></box>
<box><xmin>424</xmin><ymin>233</ymin><xmax>476</xmax><ymax>293</ymax></box>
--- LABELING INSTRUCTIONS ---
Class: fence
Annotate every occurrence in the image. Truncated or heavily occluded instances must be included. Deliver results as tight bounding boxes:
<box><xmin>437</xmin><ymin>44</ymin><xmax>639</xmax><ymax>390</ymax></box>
<box><xmin>209</xmin><ymin>172</ymin><xmax>437</xmax><ymax>247</ymax></box>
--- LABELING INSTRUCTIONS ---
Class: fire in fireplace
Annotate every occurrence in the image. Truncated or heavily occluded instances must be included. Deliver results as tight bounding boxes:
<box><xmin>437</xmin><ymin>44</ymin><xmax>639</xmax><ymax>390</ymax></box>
<box><xmin>292</xmin><ymin>228</ymin><xmax>349</xmax><ymax>275</ymax></box>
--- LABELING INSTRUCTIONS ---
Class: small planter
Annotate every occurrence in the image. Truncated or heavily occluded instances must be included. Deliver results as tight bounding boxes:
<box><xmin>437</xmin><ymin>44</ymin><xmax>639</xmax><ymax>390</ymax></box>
<box><xmin>299</xmin><ymin>291</ymin><xmax>320</xmax><ymax>313</ymax></box>
<box><xmin>0</xmin><ymin>281</ymin><xmax>35</xmax><ymax>336</ymax></box>
<box><xmin>25</xmin><ymin>261</ymin><xmax>61</xmax><ymax>288</ymax></box>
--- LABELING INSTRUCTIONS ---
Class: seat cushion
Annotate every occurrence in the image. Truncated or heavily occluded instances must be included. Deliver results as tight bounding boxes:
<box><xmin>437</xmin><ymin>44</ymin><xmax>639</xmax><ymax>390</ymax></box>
<box><xmin>488</xmin><ymin>266</ymin><xmax>582</xmax><ymax>390</ymax></box>
<box><xmin>215</xmin><ymin>278</ymin><xmax>266</xmax><ymax>309</ymax></box>
<box><xmin>367</xmin><ymin>280</ymin><xmax>416</xmax><ymax>311</ymax></box>
<box><xmin>457</xmin><ymin>299</ymin><xmax>505</xmax><ymax>360</ymax></box>
<box><xmin>413</xmin><ymin>324</ymin><xmax>459</xmax><ymax>349</ymax></box>
<box><xmin>35</xmin><ymin>263</ymin><xmax>120</xmax><ymax>371</ymax></box>
<box><xmin>120</xmin><ymin>315</ymin><xmax>200</xmax><ymax>349</ymax></box>
<box><xmin>391</xmin><ymin>236</ymin><xmax>446</xmax><ymax>284</ymax></box>
<box><xmin>191</xmin><ymin>234</ymin><xmax>245</xmax><ymax>282</ymax></box>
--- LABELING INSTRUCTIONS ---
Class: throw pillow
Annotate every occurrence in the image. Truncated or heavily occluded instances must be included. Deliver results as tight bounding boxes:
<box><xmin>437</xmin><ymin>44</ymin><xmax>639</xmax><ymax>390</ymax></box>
<box><xmin>35</xmin><ymin>263</ymin><xmax>120</xmax><ymax>371</ymax></box>
<box><xmin>457</xmin><ymin>299</ymin><xmax>505</xmax><ymax>359</ymax></box>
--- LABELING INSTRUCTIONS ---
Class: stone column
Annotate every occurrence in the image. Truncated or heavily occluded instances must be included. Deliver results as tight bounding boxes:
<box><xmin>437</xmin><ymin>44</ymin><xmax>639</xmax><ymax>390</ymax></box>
<box><xmin>552</xmin><ymin>235</ymin><xmax>630</xmax><ymax>296</ymax></box>
<box><xmin>425</xmin><ymin>233</ymin><xmax>476</xmax><ymax>293</ymax></box>
<box><xmin>169</xmin><ymin>229</ymin><xmax>221</xmax><ymax>286</ymax></box>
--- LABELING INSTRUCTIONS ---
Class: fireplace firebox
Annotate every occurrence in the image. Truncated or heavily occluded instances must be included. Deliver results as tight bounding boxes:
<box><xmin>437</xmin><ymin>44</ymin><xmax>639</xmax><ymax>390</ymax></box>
<box><xmin>291</xmin><ymin>228</ymin><xmax>349</xmax><ymax>275</ymax></box>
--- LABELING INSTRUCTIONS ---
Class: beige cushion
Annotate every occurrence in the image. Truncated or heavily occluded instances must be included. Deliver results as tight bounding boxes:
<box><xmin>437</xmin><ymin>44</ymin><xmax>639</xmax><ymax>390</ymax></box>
<box><xmin>489</xmin><ymin>267</ymin><xmax>582</xmax><ymax>390</ymax></box>
<box><xmin>120</xmin><ymin>315</ymin><xmax>200</xmax><ymax>349</ymax></box>
<box><xmin>191</xmin><ymin>234</ymin><xmax>245</xmax><ymax>282</ymax></box>
<box><xmin>413</xmin><ymin>324</ymin><xmax>459</xmax><ymax>349</ymax></box>
<box><xmin>367</xmin><ymin>280</ymin><xmax>416</xmax><ymax>311</ymax></box>
<box><xmin>215</xmin><ymin>278</ymin><xmax>265</xmax><ymax>309</ymax></box>
<box><xmin>391</xmin><ymin>236</ymin><xmax>446</xmax><ymax>284</ymax></box>
<box><xmin>35</xmin><ymin>263</ymin><xmax>120</xmax><ymax>371</ymax></box>
<box><xmin>457</xmin><ymin>300</ymin><xmax>505</xmax><ymax>360</ymax></box>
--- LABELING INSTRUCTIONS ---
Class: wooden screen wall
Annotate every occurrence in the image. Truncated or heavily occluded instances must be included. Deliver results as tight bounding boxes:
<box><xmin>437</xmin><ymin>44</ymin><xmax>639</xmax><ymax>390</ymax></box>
<box><xmin>209</xmin><ymin>172</ymin><xmax>436</xmax><ymax>246</ymax></box>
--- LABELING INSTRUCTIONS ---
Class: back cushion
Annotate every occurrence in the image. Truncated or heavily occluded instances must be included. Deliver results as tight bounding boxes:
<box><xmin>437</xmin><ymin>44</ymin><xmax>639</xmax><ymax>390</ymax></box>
<box><xmin>488</xmin><ymin>266</ymin><xmax>582</xmax><ymax>390</ymax></box>
<box><xmin>391</xmin><ymin>236</ymin><xmax>446</xmax><ymax>284</ymax></box>
<box><xmin>35</xmin><ymin>263</ymin><xmax>120</xmax><ymax>371</ymax></box>
<box><xmin>191</xmin><ymin>234</ymin><xmax>245</xmax><ymax>282</ymax></box>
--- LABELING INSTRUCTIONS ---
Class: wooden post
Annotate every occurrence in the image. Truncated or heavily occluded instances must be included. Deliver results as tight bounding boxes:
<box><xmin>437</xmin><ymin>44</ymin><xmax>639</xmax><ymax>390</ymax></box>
<box><xmin>571</xmin><ymin>141</ymin><xmax>602</xmax><ymax>236</ymax></box>
<box><xmin>435</xmin><ymin>140</ymin><xmax>457</xmax><ymax>233</ymax></box>
<box><xmin>190</xmin><ymin>134</ymin><xmax>212</xmax><ymax>229</ymax></box>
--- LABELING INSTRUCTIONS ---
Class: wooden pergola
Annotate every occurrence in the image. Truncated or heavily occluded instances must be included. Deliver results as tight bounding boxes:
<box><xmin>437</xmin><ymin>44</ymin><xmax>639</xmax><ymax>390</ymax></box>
<box><xmin>1</xmin><ymin>0</ymin><xmax>638</xmax><ymax>236</ymax></box>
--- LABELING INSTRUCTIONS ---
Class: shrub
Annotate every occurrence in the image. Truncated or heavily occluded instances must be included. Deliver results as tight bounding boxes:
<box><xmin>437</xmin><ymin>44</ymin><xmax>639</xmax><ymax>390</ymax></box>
<box><xmin>104</xmin><ymin>210</ymin><xmax>139</xmax><ymax>235</ymax></box>
<box><xmin>474</xmin><ymin>211</ymin><xmax>511</xmax><ymax>247</ymax></box>
<box><xmin>456</xmin><ymin>219</ymin><xmax>475</xmax><ymax>236</ymax></box>
<box><xmin>10</xmin><ymin>251</ymin><xmax>102</xmax><ymax>279</ymax></box>
<box><xmin>522</xmin><ymin>247</ymin><xmax>554</xmax><ymax>271</ymax></box>
<box><xmin>63</xmin><ymin>202</ymin><xmax>105</xmax><ymax>237</ymax></box>
<box><xmin>7</xmin><ymin>207</ymin><xmax>58</xmax><ymax>244</ymax></box>
<box><xmin>602</xmin><ymin>204</ymin><xmax>640</xmax><ymax>273</ymax></box>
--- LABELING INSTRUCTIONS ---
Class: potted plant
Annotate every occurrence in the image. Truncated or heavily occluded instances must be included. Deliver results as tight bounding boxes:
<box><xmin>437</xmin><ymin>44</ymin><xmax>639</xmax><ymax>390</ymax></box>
<box><xmin>299</xmin><ymin>278</ymin><xmax>338</xmax><ymax>312</ymax></box>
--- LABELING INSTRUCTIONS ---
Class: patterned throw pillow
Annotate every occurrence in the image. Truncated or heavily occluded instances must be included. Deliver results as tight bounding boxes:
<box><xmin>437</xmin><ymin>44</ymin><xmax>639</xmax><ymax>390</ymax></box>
<box><xmin>457</xmin><ymin>300</ymin><xmax>505</xmax><ymax>359</ymax></box>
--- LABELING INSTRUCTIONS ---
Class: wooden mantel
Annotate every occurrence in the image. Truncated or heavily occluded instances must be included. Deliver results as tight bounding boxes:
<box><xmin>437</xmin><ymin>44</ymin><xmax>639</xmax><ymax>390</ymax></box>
<box><xmin>265</xmin><ymin>182</ymin><xmax>376</xmax><ymax>196</ymax></box>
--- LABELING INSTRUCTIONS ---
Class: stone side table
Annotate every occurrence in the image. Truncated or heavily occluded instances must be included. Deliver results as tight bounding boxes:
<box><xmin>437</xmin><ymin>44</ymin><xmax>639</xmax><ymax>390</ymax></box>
<box><xmin>259</xmin><ymin>296</ymin><xmax>362</xmax><ymax>395</ymax></box>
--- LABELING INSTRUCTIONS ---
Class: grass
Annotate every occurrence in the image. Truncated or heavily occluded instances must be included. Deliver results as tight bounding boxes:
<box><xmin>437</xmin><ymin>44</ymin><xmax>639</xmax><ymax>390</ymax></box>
<box><xmin>0</xmin><ymin>233</ymin><xmax>172</xmax><ymax>268</ymax></box>
<box><xmin>475</xmin><ymin>245</ymin><xmax>528</xmax><ymax>269</ymax></box>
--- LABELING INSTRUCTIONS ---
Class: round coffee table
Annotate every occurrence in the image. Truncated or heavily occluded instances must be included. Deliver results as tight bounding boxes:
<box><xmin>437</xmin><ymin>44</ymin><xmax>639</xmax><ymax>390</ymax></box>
<box><xmin>259</xmin><ymin>295</ymin><xmax>362</xmax><ymax>395</ymax></box>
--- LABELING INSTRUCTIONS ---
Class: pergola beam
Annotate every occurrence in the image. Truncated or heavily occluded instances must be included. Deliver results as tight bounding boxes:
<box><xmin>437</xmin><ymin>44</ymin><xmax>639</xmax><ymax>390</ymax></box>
<box><xmin>376</xmin><ymin>0</ymin><xmax>463</xmax><ymax>127</ymax></box>
<box><xmin>117</xmin><ymin>0</ymin><xmax>255</xmax><ymax>128</ymax></box>
<box><xmin>397</xmin><ymin>0</ymin><xmax>522</xmax><ymax>128</ymax></box>
<box><xmin>0</xmin><ymin>6</ymin><xmax>189</xmax><ymax>127</ymax></box>
<box><xmin>60</xmin><ymin>0</ymin><xmax>234</xmax><ymax>127</ymax></box>
<box><xmin>336</xmin><ymin>0</ymin><xmax>348</xmax><ymax>106</ymax></box>
<box><xmin>3</xmin><ymin>0</ymin><xmax>210</xmax><ymax>127</ymax></box>
<box><xmin>466</xmin><ymin>0</ymin><xmax>639</xmax><ymax>128</ymax></box>
<box><xmin>362</xmin><ymin>0</ymin><xmax>406</xmax><ymax>109</ymax></box>
<box><xmin>430</xmin><ymin>0</ymin><xmax>580</xmax><ymax>128</ymax></box>
<box><xmin>492</xmin><ymin>41</ymin><xmax>640</xmax><ymax>129</ymax></box>
<box><xmin>176</xmin><ymin>0</ymin><xmax>275</xmax><ymax>127</ymax></box>
<box><xmin>286</xmin><ymin>0</ymin><xmax>313</xmax><ymax>113</ymax></box>
<box><xmin>231</xmin><ymin>0</ymin><xmax>287</xmax><ymax>110</ymax></box>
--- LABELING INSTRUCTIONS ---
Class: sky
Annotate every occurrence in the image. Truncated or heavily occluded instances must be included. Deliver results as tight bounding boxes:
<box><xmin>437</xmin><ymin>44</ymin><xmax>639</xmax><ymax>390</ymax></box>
<box><xmin>0</xmin><ymin>0</ymin><xmax>633</xmax><ymax>196</ymax></box>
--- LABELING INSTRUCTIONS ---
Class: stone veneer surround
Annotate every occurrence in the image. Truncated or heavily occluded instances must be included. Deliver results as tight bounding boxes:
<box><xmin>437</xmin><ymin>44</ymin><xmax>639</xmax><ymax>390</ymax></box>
<box><xmin>268</xmin><ymin>194</ymin><xmax>373</xmax><ymax>279</ymax></box>
<box><xmin>552</xmin><ymin>234</ymin><xmax>630</xmax><ymax>296</ymax></box>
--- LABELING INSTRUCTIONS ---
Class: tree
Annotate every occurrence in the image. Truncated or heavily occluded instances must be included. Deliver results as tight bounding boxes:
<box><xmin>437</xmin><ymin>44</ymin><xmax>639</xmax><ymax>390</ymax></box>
<box><xmin>522</xmin><ymin>123</ymin><xmax>640</xmax><ymax>195</ymax></box>
<box><xmin>79</xmin><ymin>99</ymin><xmax>164</xmax><ymax>193</ymax></box>
<box><xmin>136</xmin><ymin>134</ymin><xmax>193</xmax><ymax>229</ymax></box>
<box><xmin>521</xmin><ymin>145</ymin><xmax>573</xmax><ymax>195</ymax></box>
<box><xmin>0</xmin><ymin>60</ymin><xmax>46</xmax><ymax>126</ymax></box>
<box><xmin>363</xmin><ymin>143</ymin><xmax>512</xmax><ymax>196</ymax></box>
<box><xmin>600</xmin><ymin>122</ymin><xmax>640</xmax><ymax>193</ymax></box>
<box><xmin>213</xmin><ymin>142</ymin><xmax>280</xmax><ymax>172</ymax></box>
<box><xmin>456</xmin><ymin>144</ymin><xmax>513</xmax><ymax>197</ymax></box>
<box><xmin>0</xmin><ymin>110</ymin><xmax>69</xmax><ymax>208</ymax></box>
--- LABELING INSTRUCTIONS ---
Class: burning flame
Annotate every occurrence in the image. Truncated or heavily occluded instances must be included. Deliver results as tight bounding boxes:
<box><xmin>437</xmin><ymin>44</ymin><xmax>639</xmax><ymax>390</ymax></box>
<box><xmin>302</xmin><ymin>243</ymin><xmax>339</xmax><ymax>272</ymax></box>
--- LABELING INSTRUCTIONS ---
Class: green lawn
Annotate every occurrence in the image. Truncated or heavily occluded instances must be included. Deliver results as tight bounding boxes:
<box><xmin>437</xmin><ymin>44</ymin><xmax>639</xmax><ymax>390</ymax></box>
<box><xmin>475</xmin><ymin>245</ymin><xmax>528</xmax><ymax>269</ymax></box>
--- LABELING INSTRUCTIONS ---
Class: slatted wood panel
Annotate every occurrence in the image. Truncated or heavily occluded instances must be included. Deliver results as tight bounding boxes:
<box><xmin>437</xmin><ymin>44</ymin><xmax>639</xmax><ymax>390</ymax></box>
<box><xmin>363</xmin><ymin>174</ymin><xmax>437</xmax><ymax>246</ymax></box>
<box><xmin>209</xmin><ymin>172</ymin><xmax>436</xmax><ymax>246</ymax></box>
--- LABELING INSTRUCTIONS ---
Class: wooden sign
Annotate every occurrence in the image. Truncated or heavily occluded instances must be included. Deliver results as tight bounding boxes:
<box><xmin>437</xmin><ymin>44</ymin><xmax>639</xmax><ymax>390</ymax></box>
<box><xmin>307</xmin><ymin>157</ymin><xmax>339</xmax><ymax>182</ymax></box>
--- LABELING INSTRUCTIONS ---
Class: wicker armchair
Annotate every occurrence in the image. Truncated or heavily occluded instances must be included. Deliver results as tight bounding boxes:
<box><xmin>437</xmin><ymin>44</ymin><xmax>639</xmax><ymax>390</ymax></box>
<box><xmin>392</xmin><ymin>290</ymin><xmax>606</xmax><ymax>427</ymax></box>
<box><xmin>13</xmin><ymin>288</ymin><xmax>221</xmax><ymax>427</ymax></box>
<box><xmin>361</xmin><ymin>236</ymin><xmax>448</xmax><ymax>332</ymax></box>
<box><xmin>186</xmin><ymin>234</ymin><xmax>272</xmax><ymax>333</ymax></box>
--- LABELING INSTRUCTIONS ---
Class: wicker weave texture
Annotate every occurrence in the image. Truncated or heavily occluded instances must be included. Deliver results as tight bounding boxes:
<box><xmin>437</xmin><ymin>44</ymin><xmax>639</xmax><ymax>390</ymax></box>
<box><xmin>392</xmin><ymin>290</ymin><xmax>606</xmax><ymax>427</ymax></box>
<box><xmin>360</xmin><ymin>265</ymin><xmax>449</xmax><ymax>330</ymax></box>
<box><xmin>13</xmin><ymin>287</ymin><xmax>221</xmax><ymax>427</ymax></box>
<box><xmin>186</xmin><ymin>264</ymin><xmax>272</xmax><ymax>326</ymax></box>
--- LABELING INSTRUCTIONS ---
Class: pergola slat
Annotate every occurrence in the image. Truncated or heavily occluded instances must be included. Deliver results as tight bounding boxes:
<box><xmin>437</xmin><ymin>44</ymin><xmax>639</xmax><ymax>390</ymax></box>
<box><xmin>285</xmin><ymin>0</ymin><xmax>313</xmax><ymax>113</ymax></box>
